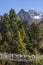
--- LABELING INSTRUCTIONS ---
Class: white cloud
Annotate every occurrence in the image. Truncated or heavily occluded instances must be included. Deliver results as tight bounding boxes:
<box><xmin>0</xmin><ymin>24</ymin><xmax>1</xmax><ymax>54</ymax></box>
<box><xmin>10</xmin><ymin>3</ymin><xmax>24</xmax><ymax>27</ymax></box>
<box><xmin>33</xmin><ymin>16</ymin><xmax>41</xmax><ymax>19</ymax></box>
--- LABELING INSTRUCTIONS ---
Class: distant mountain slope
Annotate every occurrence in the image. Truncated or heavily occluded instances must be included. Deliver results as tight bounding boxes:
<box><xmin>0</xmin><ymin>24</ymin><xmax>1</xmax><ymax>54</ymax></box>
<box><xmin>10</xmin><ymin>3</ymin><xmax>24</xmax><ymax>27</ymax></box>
<box><xmin>17</xmin><ymin>9</ymin><xmax>43</xmax><ymax>24</ymax></box>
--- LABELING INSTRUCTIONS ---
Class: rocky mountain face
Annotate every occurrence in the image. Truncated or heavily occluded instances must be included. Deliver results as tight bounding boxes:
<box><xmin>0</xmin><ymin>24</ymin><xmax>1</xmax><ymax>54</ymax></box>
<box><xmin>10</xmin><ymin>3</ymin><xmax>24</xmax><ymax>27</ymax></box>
<box><xmin>17</xmin><ymin>9</ymin><xmax>32</xmax><ymax>24</ymax></box>
<box><xmin>17</xmin><ymin>9</ymin><xmax>43</xmax><ymax>24</ymax></box>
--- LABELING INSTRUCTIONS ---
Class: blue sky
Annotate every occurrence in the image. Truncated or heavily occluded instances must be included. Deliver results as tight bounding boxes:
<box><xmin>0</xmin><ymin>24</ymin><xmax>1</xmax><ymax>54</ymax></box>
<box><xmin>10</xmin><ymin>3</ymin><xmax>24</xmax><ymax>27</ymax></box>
<box><xmin>0</xmin><ymin>0</ymin><xmax>43</xmax><ymax>15</ymax></box>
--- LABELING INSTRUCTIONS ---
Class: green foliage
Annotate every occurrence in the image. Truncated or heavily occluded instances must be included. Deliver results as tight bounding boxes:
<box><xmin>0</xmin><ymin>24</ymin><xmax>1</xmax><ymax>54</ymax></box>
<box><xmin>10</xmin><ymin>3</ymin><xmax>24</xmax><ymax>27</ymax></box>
<box><xmin>0</xmin><ymin>60</ymin><xmax>43</xmax><ymax>65</ymax></box>
<box><xmin>0</xmin><ymin>34</ymin><xmax>2</xmax><ymax>42</ymax></box>
<box><xmin>0</xmin><ymin>9</ymin><xmax>43</xmax><ymax>55</ymax></box>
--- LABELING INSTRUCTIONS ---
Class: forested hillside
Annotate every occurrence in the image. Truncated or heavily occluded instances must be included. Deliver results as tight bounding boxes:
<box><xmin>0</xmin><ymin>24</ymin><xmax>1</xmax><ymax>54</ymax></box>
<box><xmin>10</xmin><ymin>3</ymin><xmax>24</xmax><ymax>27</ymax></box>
<box><xmin>0</xmin><ymin>9</ymin><xmax>43</xmax><ymax>65</ymax></box>
<box><xmin>0</xmin><ymin>9</ymin><xmax>43</xmax><ymax>55</ymax></box>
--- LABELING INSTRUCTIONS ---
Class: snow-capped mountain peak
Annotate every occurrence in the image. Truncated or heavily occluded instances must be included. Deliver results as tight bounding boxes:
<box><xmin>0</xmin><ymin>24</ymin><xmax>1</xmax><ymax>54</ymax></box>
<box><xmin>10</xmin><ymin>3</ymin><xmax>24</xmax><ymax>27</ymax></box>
<box><xmin>17</xmin><ymin>9</ymin><xmax>43</xmax><ymax>24</ymax></box>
